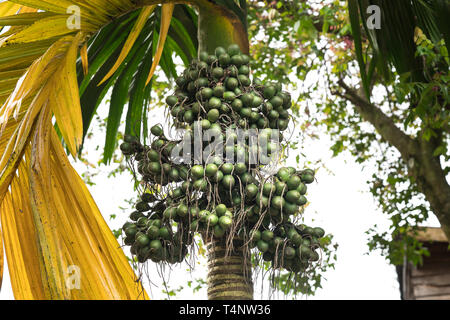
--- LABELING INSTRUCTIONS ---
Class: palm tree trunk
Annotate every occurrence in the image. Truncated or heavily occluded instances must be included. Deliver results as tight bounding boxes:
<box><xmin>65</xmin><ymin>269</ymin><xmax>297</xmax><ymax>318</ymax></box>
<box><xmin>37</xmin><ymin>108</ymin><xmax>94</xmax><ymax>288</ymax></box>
<box><xmin>197</xmin><ymin>2</ymin><xmax>249</xmax><ymax>56</ymax></box>
<box><xmin>196</xmin><ymin>1</ymin><xmax>251</xmax><ymax>300</ymax></box>
<box><xmin>206</xmin><ymin>238</ymin><xmax>253</xmax><ymax>300</ymax></box>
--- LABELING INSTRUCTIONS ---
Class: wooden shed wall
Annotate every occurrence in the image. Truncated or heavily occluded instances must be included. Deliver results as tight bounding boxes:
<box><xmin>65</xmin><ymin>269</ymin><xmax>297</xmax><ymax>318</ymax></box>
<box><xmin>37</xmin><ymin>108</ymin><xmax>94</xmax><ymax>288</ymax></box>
<box><xmin>403</xmin><ymin>242</ymin><xmax>450</xmax><ymax>300</ymax></box>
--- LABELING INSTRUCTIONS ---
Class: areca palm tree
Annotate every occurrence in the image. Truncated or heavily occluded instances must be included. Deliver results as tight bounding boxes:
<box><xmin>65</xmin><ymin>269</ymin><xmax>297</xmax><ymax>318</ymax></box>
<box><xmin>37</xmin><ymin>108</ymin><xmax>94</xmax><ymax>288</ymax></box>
<box><xmin>0</xmin><ymin>0</ymin><xmax>249</xmax><ymax>299</ymax></box>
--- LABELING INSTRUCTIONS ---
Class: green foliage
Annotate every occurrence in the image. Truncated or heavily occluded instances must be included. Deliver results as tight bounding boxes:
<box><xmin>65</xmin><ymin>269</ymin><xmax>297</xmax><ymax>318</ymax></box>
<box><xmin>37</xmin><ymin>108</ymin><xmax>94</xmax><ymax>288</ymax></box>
<box><xmin>247</xmin><ymin>0</ymin><xmax>449</xmax><ymax>268</ymax></box>
<box><xmin>187</xmin><ymin>278</ymin><xmax>207</xmax><ymax>293</ymax></box>
<box><xmin>76</xmin><ymin>6</ymin><xmax>198</xmax><ymax>163</ymax></box>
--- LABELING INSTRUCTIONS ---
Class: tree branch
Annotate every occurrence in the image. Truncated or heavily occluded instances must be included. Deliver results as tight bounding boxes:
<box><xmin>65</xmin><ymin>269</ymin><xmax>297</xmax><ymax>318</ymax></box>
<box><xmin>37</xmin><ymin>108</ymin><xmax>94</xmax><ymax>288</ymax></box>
<box><xmin>336</xmin><ymin>79</ymin><xmax>418</xmax><ymax>160</ymax></box>
<box><xmin>336</xmin><ymin>79</ymin><xmax>450</xmax><ymax>240</ymax></box>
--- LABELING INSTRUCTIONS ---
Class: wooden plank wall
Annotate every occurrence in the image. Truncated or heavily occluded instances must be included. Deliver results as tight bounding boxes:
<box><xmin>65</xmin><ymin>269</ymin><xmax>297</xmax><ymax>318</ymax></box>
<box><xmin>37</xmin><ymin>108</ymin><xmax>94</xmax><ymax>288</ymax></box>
<box><xmin>405</xmin><ymin>242</ymin><xmax>450</xmax><ymax>300</ymax></box>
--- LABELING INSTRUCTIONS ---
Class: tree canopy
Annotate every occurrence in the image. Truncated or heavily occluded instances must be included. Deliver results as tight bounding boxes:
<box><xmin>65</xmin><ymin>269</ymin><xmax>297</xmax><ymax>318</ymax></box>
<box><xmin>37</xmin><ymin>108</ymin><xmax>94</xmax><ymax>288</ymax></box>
<box><xmin>245</xmin><ymin>0</ymin><xmax>449</xmax><ymax>265</ymax></box>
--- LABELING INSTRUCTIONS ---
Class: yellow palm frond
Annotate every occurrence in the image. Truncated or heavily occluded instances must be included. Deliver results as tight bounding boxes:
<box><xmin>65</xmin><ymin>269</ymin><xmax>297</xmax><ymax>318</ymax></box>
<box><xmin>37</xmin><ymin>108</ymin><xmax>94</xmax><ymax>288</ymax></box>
<box><xmin>98</xmin><ymin>5</ymin><xmax>156</xmax><ymax>86</ymax></box>
<box><xmin>0</xmin><ymin>1</ymin><xmax>22</xmax><ymax>17</ymax></box>
<box><xmin>0</xmin><ymin>0</ymin><xmax>152</xmax><ymax>299</ymax></box>
<box><xmin>146</xmin><ymin>3</ymin><xmax>174</xmax><ymax>85</ymax></box>
<box><xmin>0</xmin><ymin>0</ymin><xmax>226</xmax><ymax>300</ymax></box>
<box><xmin>48</xmin><ymin>32</ymin><xmax>83</xmax><ymax>156</ymax></box>
<box><xmin>0</xmin><ymin>0</ymin><xmax>248</xmax><ymax>300</ymax></box>
<box><xmin>0</xmin><ymin>209</ymin><xmax>3</xmax><ymax>290</ymax></box>
<box><xmin>0</xmin><ymin>12</ymin><xmax>55</xmax><ymax>26</ymax></box>
<box><xmin>80</xmin><ymin>43</ymin><xmax>88</xmax><ymax>75</ymax></box>
<box><xmin>1</xmin><ymin>148</ymin><xmax>47</xmax><ymax>299</ymax></box>
<box><xmin>2</xmin><ymin>15</ymin><xmax>79</xmax><ymax>45</ymax></box>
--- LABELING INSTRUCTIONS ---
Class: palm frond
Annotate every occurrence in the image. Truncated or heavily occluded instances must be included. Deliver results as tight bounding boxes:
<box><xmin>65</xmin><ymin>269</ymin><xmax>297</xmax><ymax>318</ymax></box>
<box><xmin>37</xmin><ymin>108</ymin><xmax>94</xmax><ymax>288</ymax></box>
<box><xmin>0</xmin><ymin>1</ymin><xmax>21</xmax><ymax>17</ymax></box>
<box><xmin>354</xmin><ymin>0</ymin><xmax>449</xmax><ymax>87</ymax></box>
<box><xmin>145</xmin><ymin>3</ymin><xmax>174</xmax><ymax>85</ymax></box>
<box><xmin>348</xmin><ymin>0</ymin><xmax>370</xmax><ymax>99</ymax></box>
<box><xmin>98</xmin><ymin>5</ymin><xmax>156</xmax><ymax>86</ymax></box>
<box><xmin>0</xmin><ymin>204</ymin><xmax>3</xmax><ymax>290</ymax></box>
<box><xmin>1</xmin><ymin>149</ymin><xmax>47</xmax><ymax>299</ymax></box>
<box><xmin>79</xmin><ymin>42</ymin><xmax>88</xmax><ymax>75</ymax></box>
<box><xmin>0</xmin><ymin>0</ymin><xmax>148</xmax><ymax>299</ymax></box>
<box><xmin>104</xmin><ymin>18</ymin><xmax>156</xmax><ymax>162</ymax></box>
<box><xmin>427</xmin><ymin>0</ymin><xmax>450</xmax><ymax>53</ymax></box>
<box><xmin>77</xmin><ymin>4</ymin><xmax>198</xmax><ymax>162</ymax></box>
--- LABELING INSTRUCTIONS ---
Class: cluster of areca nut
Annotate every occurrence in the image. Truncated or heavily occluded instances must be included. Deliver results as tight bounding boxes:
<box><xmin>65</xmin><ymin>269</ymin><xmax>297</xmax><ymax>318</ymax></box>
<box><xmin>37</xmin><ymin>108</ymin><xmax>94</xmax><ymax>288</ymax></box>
<box><xmin>119</xmin><ymin>44</ymin><xmax>326</xmax><ymax>274</ymax></box>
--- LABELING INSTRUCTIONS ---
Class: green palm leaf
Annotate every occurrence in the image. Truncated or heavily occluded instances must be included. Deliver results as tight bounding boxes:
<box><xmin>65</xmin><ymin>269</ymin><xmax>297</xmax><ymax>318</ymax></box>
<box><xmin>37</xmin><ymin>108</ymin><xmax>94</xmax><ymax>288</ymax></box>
<box><xmin>352</xmin><ymin>0</ymin><xmax>449</xmax><ymax>88</ymax></box>
<box><xmin>75</xmin><ymin>5</ymin><xmax>198</xmax><ymax>163</ymax></box>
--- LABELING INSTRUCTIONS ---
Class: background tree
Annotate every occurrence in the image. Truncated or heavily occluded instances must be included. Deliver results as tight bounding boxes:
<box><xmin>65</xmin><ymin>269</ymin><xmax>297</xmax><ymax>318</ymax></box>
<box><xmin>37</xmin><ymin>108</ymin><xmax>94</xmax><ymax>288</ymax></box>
<box><xmin>245</xmin><ymin>0</ymin><xmax>449</xmax><ymax>265</ymax></box>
